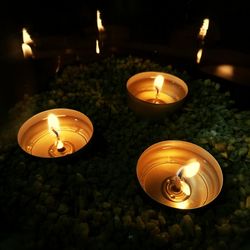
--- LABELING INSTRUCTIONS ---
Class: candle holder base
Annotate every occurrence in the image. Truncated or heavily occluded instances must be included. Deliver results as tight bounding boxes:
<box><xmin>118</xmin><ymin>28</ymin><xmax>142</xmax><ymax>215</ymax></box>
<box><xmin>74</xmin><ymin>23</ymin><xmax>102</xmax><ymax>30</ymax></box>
<box><xmin>147</xmin><ymin>98</ymin><xmax>166</xmax><ymax>104</ymax></box>
<box><xmin>163</xmin><ymin>176</ymin><xmax>191</xmax><ymax>202</ymax></box>
<box><xmin>48</xmin><ymin>141</ymin><xmax>75</xmax><ymax>157</ymax></box>
<box><xmin>136</xmin><ymin>140</ymin><xmax>223</xmax><ymax>209</ymax></box>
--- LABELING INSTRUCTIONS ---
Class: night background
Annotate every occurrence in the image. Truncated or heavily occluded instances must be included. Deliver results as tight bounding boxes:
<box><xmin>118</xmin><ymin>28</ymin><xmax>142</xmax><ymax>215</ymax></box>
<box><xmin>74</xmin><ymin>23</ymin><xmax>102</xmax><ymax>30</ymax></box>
<box><xmin>0</xmin><ymin>1</ymin><xmax>250</xmax><ymax>249</ymax></box>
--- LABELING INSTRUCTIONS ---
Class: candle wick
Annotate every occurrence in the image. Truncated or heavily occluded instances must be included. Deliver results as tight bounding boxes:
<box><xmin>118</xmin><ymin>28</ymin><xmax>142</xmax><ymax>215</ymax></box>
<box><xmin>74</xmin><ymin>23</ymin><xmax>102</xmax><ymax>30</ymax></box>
<box><xmin>155</xmin><ymin>86</ymin><xmax>160</xmax><ymax>100</ymax></box>
<box><xmin>173</xmin><ymin>176</ymin><xmax>182</xmax><ymax>192</ymax></box>
<box><xmin>177</xmin><ymin>170</ymin><xmax>183</xmax><ymax>180</ymax></box>
<box><xmin>51</xmin><ymin>127</ymin><xmax>66</xmax><ymax>152</ymax></box>
<box><xmin>51</xmin><ymin>127</ymin><xmax>60</xmax><ymax>140</ymax></box>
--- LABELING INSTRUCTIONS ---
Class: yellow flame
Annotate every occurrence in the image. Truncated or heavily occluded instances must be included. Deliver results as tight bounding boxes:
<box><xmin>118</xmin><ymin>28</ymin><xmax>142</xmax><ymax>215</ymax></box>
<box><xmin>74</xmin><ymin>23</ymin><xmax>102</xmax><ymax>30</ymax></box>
<box><xmin>198</xmin><ymin>18</ymin><xmax>209</xmax><ymax>40</ymax></box>
<box><xmin>97</xmin><ymin>10</ymin><xmax>105</xmax><ymax>32</ymax></box>
<box><xmin>22</xmin><ymin>43</ymin><xmax>33</xmax><ymax>58</ymax></box>
<box><xmin>154</xmin><ymin>75</ymin><xmax>164</xmax><ymax>92</ymax></box>
<box><xmin>196</xmin><ymin>48</ymin><xmax>203</xmax><ymax>64</ymax></box>
<box><xmin>181</xmin><ymin>161</ymin><xmax>200</xmax><ymax>178</ymax></box>
<box><xmin>48</xmin><ymin>114</ymin><xmax>60</xmax><ymax>132</ymax></box>
<box><xmin>96</xmin><ymin>40</ymin><xmax>100</xmax><ymax>54</ymax></box>
<box><xmin>22</xmin><ymin>28</ymin><xmax>33</xmax><ymax>44</ymax></box>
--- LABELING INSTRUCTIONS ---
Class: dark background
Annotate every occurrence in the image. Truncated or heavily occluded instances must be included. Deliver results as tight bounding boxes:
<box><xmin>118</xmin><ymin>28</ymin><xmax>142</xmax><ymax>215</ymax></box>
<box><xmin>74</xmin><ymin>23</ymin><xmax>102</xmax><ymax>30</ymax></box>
<box><xmin>1</xmin><ymin>0</ymin><xmax>250</xmax><ymax>50</ymax></box>
<box><xmin>0</xmin><ymin>0</ymin><xmax>250</xmax><ymax>124</ymax></box>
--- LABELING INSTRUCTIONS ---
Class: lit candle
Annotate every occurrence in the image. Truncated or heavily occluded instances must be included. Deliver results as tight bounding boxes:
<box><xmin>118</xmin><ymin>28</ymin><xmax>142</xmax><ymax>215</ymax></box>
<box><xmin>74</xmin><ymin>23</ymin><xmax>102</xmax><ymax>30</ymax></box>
<box><xmin>22</xmin><ymin>28</ymin><xmax>34</xmax><ymax>45</ymax></box>
<box><xmin>165</xmin><ymin>160</ymin><xmax>200</xmax><ymax>202</ymax></box>
<box><xmin>22</xmin><ymin>43</ymin><xmax>33</xmax><ymax>59</ymax></box>
<box><xmin>126</xmin><ymin>72</ymin><xmax>188</xmax><ymax>119</ymax></box>
<box><xmin>198</xmin><ymin>18</ymin><xmax>210</xmax><ymax>41</ymax></box>
<box><xmin>96</xmin><ymin>9</ymin><xmax>106</xmax><ymax>53</ymax></box>
<box><xmin>136</xmin><ymin>140</ymin><xmax>223</xmax><ymax>209</ymax></box>
<box><xmin>17</xmin><ymin>108</ymin><xmax>94</xmax><ymax>158</ymax></box>
<box><xmin>97</xmin><ymin>10</ymin><xmax>105</xmax><ymax>33</ymax></box>
<box><xmin>196</xmin><ymin>18</ymin><xmax>209</xmax><ymax>64</ymax></box>
<box><xmin>96</xmin><ymin>39</ymin><xmax>100</xmax><ymax>54</ymax></box>
<box><xmin>22</xmin><ymin>27</ymin><xmax>34</xmax><ymax>59</ymax></box>
<box><xmin>47</xmin><ymin>114</ymin><xmax>68</xmax><ymax>154</ymax></box>
<box><xmin>146</xmin><ymin>75</ymin><xmax>167</xmax><ymax>104</ymax></box>
<box><xmin>196</xmin><ymin>48</ymin><xmax>203</xmax><ymax>64</ymax></box>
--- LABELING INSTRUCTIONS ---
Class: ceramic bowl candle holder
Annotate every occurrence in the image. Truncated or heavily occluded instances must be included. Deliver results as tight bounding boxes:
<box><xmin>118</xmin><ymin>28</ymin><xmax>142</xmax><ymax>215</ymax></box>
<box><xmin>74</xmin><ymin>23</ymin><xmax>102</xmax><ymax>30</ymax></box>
<box><xmin>126</xmin><ymin>72</ymin><xmax>188</xmax><ymax>119</ymax></box>
<box><xmin>137</xmin><ymin>140</ymin><xmax>223</xmax><ymax>209</ymax></box>
<box><xmin>17</xmin><ymin>108</ymin><xmax>94</xmax><ymax>158</ymax></box>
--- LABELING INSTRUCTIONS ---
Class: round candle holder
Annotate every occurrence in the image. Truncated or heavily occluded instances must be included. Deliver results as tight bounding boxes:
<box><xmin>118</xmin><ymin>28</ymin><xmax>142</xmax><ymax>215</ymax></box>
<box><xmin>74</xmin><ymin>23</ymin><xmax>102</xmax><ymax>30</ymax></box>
<box><xmin>136</xmin><ymin>140</ymin><xmax>223</xmax><ymax>209</ymax></box>
<box><xmin>17</xmin><ymin>108</ymin><xmax>94</xmax><ymax>158</ymax></box>
<box><xmin>126</xmin><ymin>72</ymin><xmax>188</xmax><ymax>119</ymax></box>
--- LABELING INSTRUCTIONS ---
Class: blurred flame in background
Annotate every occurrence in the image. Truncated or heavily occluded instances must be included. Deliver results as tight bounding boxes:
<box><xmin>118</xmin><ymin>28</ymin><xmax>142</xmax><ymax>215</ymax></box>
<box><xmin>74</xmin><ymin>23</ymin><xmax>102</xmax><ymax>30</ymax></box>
<box><xmin>22</xmin><ymin>28</ymin><xmax>34</xmax><ymax>58</ymax></box>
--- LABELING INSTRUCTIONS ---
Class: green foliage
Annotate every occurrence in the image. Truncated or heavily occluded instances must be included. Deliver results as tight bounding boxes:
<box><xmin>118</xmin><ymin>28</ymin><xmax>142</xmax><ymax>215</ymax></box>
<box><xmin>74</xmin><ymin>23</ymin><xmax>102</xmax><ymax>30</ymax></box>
<box><xmin>0</xmin><ymin>55</ymin><xmax>250</xmax><ymax>249</ymax></box>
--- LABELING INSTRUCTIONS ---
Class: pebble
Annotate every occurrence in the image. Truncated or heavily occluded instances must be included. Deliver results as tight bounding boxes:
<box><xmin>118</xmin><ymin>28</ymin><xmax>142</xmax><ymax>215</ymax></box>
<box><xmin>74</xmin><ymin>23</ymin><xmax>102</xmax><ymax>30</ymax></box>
<box><xmin>80</xmin><ymin>222</ymin><xmax>89</xmax><ymax>239</ymax></box>
<box><xmin>246</xmin><ymin>196</ymin><xmax>250</xmax><ymax>208</ymax></box>
<box><xmin>57</xmin><ymin>203</ymin><xmax>69</xmax><ymax>214</ymax></box>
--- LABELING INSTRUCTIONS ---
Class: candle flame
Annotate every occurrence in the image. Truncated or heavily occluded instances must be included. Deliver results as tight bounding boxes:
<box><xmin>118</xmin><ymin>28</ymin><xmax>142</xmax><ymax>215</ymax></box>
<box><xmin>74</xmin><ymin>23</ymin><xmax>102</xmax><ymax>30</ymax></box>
<box><xmin>97</xmin><ymin>10</ymin><xmax>105</xmax><ymax>32</ymax></box>
<box><xmin>48</xmin><ymin>114</ymin><xmax>60</xmax><ymax>132</ymax></box>
<box><xmin>96</xmin><ymin>39</ymin><xmax>100</xmax><ymax>54</ymax></box>
<box><xmin>198</xmin><ymin>18</ymin><xmax>209</xmax><ymax>40</ymax></box>
<box><xmin>48</xmin><ymin>114</ymin><xmax>65</xmax><ymax>150</ymax></box>
<box><xmin>196</xmin><ymin>48</ymin><xmax>203</xmax><ymax>64</ymax></box>
<box><xmin>22</xmin><ymin>28</ymin><xmax>34</xmax><ymax>44</ymax></box>
<box><xmin>154</xmin><ymin>75</ymin><xmax>164</xmax><ymax>92</ymax></box>
<box><xmin>22</xmin><ymin>43</ymin><xmax>33</xmax><ymax>58</ymax></box>
<box><xmin>22</xmin><ymin>28</ymin><xmax>34</xmax><ymax>58</ymax></box>
<box><xmin>181</xmin><ymin>161</ymin><xmax>200</xmax><ymax>178</ymax></box>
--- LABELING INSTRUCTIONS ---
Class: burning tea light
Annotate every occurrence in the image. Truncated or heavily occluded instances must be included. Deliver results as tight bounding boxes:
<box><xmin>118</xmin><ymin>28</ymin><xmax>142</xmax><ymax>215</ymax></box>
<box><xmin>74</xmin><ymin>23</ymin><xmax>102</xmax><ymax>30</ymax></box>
<box><xmin>17</xmin><ymin>108</ymin><xmax>94</xmax><ymax>158</ymax></box>
<box><xmin>22</xmin><ymin>28</ymin><xmax>34</xmax><ymax>59</ymax></box>
<box><xmin>97</xmin><ymin>10</ymin><xmax>105</xmax><ymax>33</ymax></box>
<box><xmin>96</xmin><ymin>9</ymin><xmax>106</xmax><ymax>53</ymax></box>
<box><xmin>198</xmin><ymin>18</ymin><xmax>210</xmax><ymax>41</ymax></box>
<box><xmin>96</xmin><ymin>39</ymin><xmax>100</xmax><ymax>54</ymax></box>
<box><xmin>22</xmin><ymin>43</ymin><xmax>33</xmax><ymax>59</ymax></box>
<box><xmin>126</xmin><ymin>72</ymin><xmax>188</xmax><ymax>119</ymax></box>
<box><xmin>137</xmin><ymin>140</ymin><xmax>223</xmax><ymax>209</ymax></box>
<box><xmin>196</xmin><ymin>48</ymin><xmax>203</xmax><ymax>64</ymax></box>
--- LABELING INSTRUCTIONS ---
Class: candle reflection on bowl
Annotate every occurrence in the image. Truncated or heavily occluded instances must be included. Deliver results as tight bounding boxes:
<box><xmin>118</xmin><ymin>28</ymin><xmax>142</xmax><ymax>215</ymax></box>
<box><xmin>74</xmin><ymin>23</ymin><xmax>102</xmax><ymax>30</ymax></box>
<box><xmin>126</xmin><ymin>72</ymin><xmax>188</xmax><ymax>119</ymax></box>
<box><xmin>136</xmin><ymin>140</ymin><xmax>223</xmax><ymax>209</ymax></box>
<box><xmin>17</xmin><ymin>108</ymin><xmax>94</xmax><ymax>158</ymax></box>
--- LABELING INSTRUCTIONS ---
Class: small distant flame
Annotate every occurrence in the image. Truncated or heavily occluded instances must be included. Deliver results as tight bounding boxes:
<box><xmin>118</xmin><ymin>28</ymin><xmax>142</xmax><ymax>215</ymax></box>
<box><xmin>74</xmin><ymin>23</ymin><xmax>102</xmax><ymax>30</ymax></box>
<box><xmin>96</xmin><ymin>40</ymin><xmax>100</xmax><ymax>54</ymax></box>
<box><xmin>48</xmin><ymin>114</ymin><xmax>60</xmax><ymax>133</ymax></box>
<box><xmin>97</xmin><ymin>10</ymin><xmax>105</xmax><ymax>32</ymax></box>
<box><xmin>198</xmin><ymin>18</ymin><xmax>209</xmax><ymax>40</ymax></box>
<box><xmin>154</xmin><ymin>75</ymin><xmax>164</xmax><ymax>92</ymax></box>
<box><xmin>196</xmin><ymin>48</ymin><xmax>203</xmax><ymax>64</ymax></box>
<box><xmin>22</xmin><ymin>28</ymin><xmax>34</xmax><ymax>45</ymax></box>
<box><xmin>180</xmin><ymin>160</ymin><xmax>200</xmax><ymax>178</ymax></box>
<box><xmin>22</xmin><ymin>43</ymin><xmax>33</xmax><ymax>58</ymax></box>
<box><xmin>22</xmin><ymin>27</ymin><xmax>34</xmax><ymax>58</ymax></box>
